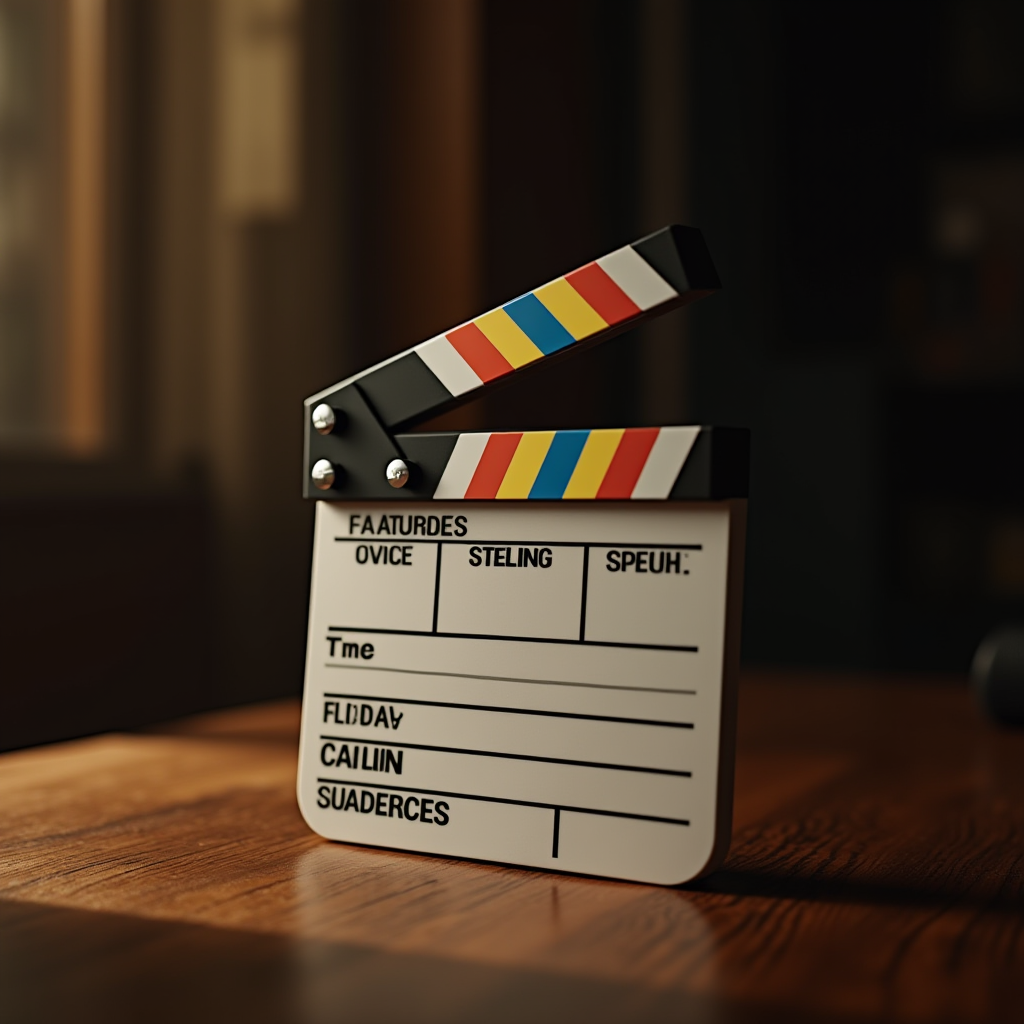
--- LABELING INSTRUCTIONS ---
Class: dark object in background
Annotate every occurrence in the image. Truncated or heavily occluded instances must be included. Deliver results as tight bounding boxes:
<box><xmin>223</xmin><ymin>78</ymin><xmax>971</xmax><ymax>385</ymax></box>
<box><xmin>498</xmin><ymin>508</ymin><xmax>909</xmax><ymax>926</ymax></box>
<box><xmin>972</xmin><ymin>625</ymin><xmax>1024</xmax><ymax>727</ymax></box>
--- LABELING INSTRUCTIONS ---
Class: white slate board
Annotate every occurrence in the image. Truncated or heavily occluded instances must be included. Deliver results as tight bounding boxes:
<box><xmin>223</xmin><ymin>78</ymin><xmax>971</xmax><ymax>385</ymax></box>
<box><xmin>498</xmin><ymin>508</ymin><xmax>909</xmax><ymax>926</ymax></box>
<box><xmin>297</xmin><ymin>500</ymin><xmax>745</xmax><ymax>885</ymax></box>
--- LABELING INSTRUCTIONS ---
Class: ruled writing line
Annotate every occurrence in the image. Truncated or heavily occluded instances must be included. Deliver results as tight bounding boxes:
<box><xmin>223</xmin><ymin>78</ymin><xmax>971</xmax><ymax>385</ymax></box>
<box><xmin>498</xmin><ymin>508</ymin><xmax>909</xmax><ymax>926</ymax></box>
<box><xmin>325</xmin><ymin>626</ymin><xmax>697</xmax><ymax>653</ymax></box>
<box><xmin>322</xmin><ymin>693</ymin><xmax>692</xmax><ymax>728</ymax></box>
<box><xmin>322</xmin><ymin>663</ymin><xmax>697</xmax><ymax>696</ymax></box>
<box><xmin>318</xmin><ymin>735</ymin><xmax>691</xmax><ymax>777</ymax></box>
<box><xmin>315</xmin><ymin>777</ymin><xmax>690</xmax><ymax>826</ymax></box>
<box><xmin>334</xmin><ymin>538</ymin><xmax>702</xmax><ymax>550</ymax></box>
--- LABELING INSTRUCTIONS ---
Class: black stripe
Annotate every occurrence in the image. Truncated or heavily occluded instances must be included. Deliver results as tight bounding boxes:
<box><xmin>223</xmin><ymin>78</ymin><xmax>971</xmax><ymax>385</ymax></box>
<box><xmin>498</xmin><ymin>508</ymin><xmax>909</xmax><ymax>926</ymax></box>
<box><xmin>669</xmin><ymin>426</ymin><xmax>750</xmax><ymax>501</ymax></box>
<box><xmin>631</xmin><ymin>225</ymin><xmax>722</xmax><ymax>295</ymax></box>
<box><xmin>358</xmin><ymin>352</ymin><xmax>456</xmax><ymax>432</ymax></box>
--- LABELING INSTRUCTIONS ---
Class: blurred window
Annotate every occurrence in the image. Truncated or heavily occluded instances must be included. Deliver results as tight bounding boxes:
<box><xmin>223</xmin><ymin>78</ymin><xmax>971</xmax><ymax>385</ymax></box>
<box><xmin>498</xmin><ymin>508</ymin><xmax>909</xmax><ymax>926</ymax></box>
<box><xmin>0</xmin><ymin>0</ymin><xmax>106</xmax><ymax>455</ymax></box>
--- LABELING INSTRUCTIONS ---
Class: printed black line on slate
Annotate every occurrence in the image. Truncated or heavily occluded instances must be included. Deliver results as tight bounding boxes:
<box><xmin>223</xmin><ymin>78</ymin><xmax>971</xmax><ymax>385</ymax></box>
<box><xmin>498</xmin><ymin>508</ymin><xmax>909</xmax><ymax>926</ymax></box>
<box><xmin>318</xmin><ymin>735</ymin><xmax>690</xmax><ymax>777</ymax></box>
<box><xmin>325</xmin><ymin>626</ymin><xmax>697</xmax><ymax>653</ymax></box>
<box><xmin>323</xmin><ymin>663</ymin><xmax>698</xmax><ymax>696</ymax></box>
<box><xmin>322</xmin><ymin>693</ymin><xmax>693</xmax><ymax>728</ymax></box>
<box><xmin>316</xmin><ymin>777</ymin><xmax>690</xmax><ymax>826</ymax></box>
<box><xmin>431</xmin><ymin>542</ymin><xmax>443</xmax><ymax>633</ymax></box>
<box><xmin>579</xmin><ymin>545</ymin><xmax>590</xmax><ymax>642</ymax></box>
<box><xmin>335</xmin><ymin>537</ymin><xmax>703</xmax><ymax>550</ymax></box>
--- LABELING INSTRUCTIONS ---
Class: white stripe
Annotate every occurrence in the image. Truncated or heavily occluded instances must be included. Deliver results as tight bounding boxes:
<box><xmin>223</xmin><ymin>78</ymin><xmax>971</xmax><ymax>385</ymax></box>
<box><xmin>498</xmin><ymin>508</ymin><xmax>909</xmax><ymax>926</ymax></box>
<box><xmin>597</xmin><ymin>246</ymin><xmax>678</xmax><ymax>311</ymax></box>
<box><xmin>433</xmin><ymin>432</ymin><xmax>491</xmax><ymax>499</ymax></box>
<box><xmin>414</xmin><ymin>335</ymin><xmax>482</xmax><ymax>397</ymax></box>
<box><xmin>630</xmin><ymin>426</ymin><xmax>699</xmax><ymax>499</ymax></box>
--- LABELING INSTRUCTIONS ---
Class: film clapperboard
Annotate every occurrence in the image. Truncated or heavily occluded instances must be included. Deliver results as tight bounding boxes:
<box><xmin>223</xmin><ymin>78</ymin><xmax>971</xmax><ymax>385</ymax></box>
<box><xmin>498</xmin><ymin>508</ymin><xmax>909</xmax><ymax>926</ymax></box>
<box><xmin>297</xmin><ymin>226</ymin><xmax>749</xmax><ymax>885</ymax></box>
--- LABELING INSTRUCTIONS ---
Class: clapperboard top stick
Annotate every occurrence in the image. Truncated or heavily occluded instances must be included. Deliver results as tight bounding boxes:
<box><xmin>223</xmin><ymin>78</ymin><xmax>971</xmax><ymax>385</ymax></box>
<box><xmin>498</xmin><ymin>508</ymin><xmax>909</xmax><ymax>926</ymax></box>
<box><xmin>304</xmin><ymin>225</ymin><xmax>748</xmax><ymax>503</ymax></box>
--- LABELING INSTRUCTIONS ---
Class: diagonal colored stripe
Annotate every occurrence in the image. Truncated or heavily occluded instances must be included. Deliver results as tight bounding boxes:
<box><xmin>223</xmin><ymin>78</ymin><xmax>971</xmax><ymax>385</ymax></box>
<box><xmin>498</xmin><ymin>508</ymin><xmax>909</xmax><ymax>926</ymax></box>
<box><xmin>566</xmin><ymin>263</ymin><xmax>641</xmax><ymax>325</ymax></box>
<box><xmin>503</xmin><ymin>293</ymin><xmax>576</xmax><ymax>355</ymax></box>
<box><xmin>464</xmin><ymin>433</ymin><xmax>521</xmax><ymax>499</ymax></box>
<box><xmin>528</xmin><ymin>430</ymin><xmax>590</xmax><ymax>499</ymax></box>
<box><xmin>414</xmin><ymin>335</ymin><xmax>481</xmax><ymax>397</ymax></box>
<box><xmin>596</xmin><ymin>428</ymin><xmax>660</xmax><ymax>498</ymax></box>
<box><xmin>433</xmin><ymin>432</ymin><xmax>490</xmax><ymax>499</ymax></box>
<box><xmin>534</xmin><ymin>279</ymin><xmax>607</xmax><ymax>341</ymax></box>
<box><xmin>631</xmin><ymin>426</ymin><xmax>699</xmax><ymax>499</ymax></box>
<box><xmin>475</xmin><ymin>309</ymin><xmax>543</xmax><ymax>369</ymax></box>
<box><xmin>496</xmin><ymin>431</ymin><xmax>555</xmax><ymax>499</ymax></box>
<box><xmin>446</xmin><ymin>322</ymin><xmax>514</xmax><ymax>382</ymax></box>
<box><xmin>562</xmin><ymin>428</ymin><xmax>625</xmax><ymax>498</ymax></box>
<box><xmin>597</xmin><ymin>247</ymin><xmax>677</xmax><ymax>311</ymax></box>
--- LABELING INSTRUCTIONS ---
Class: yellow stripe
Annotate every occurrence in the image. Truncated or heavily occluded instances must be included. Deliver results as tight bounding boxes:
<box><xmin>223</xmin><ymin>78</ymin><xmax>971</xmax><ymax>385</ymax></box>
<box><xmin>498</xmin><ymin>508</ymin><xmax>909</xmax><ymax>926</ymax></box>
<box><xmin>496</xmin><ymin>431</ymin><xmax>555</xmax><ymax>498</ymax></box>
<box><xmin>534</xmin><ymin>278</ymin><xmax>608</xmax><ymax>341</ymax></box>
<box><xmin>562</xmin><ymin>429</ymin><xmax>624</xmax><ymax>499</ymax></box>
<box><xmin>475</xmin><ymin>308</ymin><xmax>544</xmax><ymax>369</ymax></box>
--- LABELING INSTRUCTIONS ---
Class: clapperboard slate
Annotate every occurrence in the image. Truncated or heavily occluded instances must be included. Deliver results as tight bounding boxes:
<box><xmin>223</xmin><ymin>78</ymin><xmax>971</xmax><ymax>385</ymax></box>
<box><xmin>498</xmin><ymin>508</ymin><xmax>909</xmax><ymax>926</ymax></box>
<box><xmin>297</xmin><ymin>226</ymin><xmax>749</xmax><ymax>885</ymax></box>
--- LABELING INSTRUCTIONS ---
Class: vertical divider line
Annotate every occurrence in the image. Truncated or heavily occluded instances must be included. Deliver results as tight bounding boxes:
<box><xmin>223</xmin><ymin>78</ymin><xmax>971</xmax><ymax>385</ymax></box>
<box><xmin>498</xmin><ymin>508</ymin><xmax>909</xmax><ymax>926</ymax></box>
<box><xmin>579</xmin><ymin>545</ymin><xmax>590</xmax><ymax>642</ymax></box>
<box><xmin>432</xmin><ymin>542</ymin><xmax>443</xmax><ymax>633</ymax></box>
<box><xmin>552</xmin><ymin>807</ymin><xmax>561</xmax><ymax>858</ymax></box>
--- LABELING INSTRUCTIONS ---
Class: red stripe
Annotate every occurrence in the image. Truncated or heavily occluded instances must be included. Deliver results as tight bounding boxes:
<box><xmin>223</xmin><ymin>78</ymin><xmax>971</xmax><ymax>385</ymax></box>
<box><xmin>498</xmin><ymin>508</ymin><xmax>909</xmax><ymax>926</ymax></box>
<box><xmin>596</xmin><ymin>428</ymin><xmax>660</xmax><ymax>499</ymax></box>
<box><xmin>464</xmin><ymin>433</ymin><xmax>522</xmax><ymax>499</ymax></box>
<box><xmin>566</xmin><ymin>262</ymin><xmax>641</xmax><ymax>325</ymax></box>
<box><xmin>446</xmin><ymin>323</ymin><xmax>514</xmax><ymax>382</ymax></box>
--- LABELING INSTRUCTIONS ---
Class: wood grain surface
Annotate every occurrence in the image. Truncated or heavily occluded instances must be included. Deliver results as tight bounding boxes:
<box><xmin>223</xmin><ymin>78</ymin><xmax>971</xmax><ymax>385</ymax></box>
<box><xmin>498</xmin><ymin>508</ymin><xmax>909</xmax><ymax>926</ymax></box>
<box><xmin>1</xmin><ymin>673</ymin><xmax>1022</xmax><ymax>1023</ymax></box>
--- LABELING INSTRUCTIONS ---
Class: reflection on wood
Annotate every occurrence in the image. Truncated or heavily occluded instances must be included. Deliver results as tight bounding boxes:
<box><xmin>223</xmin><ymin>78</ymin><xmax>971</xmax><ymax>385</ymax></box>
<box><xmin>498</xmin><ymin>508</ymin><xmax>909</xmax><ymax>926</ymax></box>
<box><xmin>1</xmin><ymin>673</ymin><xmax>1022</xmax><ymax>1022</ymax></box>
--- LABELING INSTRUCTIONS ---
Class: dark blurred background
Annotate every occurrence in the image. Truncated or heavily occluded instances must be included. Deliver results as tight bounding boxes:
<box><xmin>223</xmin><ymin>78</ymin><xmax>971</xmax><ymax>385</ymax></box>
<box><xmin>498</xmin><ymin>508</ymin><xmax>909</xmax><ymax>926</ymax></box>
<box><xmin>2</xmin><ymin>0</ymin><xmax>1023</xmax><ymax>750</ymax></box>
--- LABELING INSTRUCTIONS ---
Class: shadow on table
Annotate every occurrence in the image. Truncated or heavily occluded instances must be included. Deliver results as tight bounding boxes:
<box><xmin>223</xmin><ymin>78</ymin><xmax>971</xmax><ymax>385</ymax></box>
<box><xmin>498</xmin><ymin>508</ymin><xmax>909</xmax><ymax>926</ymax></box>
<box><xmin>690</xmin><ymin>867</ymin><xmax>1024</xmax><ymax>915</ymax></box>
<box><xmin>0</xmin><ymin>898</ymin><xmax>867</xmax><ymax>1024</ymax></box>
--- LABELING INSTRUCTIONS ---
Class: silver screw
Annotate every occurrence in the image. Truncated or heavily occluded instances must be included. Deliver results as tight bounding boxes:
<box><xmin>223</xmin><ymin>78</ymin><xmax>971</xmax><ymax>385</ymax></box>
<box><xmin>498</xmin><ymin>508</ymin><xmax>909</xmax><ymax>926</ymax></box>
<box><xmin>311</xmin><ymin>403</ymin><xmax>337</xmax><ymax>435</ymax></box>
<box><xmin>386</xmin><ymin>458</ymin><xmax>410</xmax><ymax>488</ymax></box>
<box><xmin>311</xmin><ymin>459</ymin><xmax>336</xmax><ymax>490</ymax></box>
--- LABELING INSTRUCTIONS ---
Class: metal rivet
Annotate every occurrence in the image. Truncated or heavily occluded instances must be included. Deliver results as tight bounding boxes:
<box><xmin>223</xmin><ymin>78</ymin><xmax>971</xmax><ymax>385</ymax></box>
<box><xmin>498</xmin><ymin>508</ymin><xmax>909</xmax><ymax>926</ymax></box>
<box><xmin>386</xmin><ymin>458</ymin><xmax>411</xmax><ymax>489</ymax></box>
<box><xmin>311</xmin><ymin>459</ymin><xmax>336</xmax><ymax>490</ymax></box>
<box><xmin>311</xmin><ymin>403</ymin><xmax>337</xmax><ymax>435</ymax></box>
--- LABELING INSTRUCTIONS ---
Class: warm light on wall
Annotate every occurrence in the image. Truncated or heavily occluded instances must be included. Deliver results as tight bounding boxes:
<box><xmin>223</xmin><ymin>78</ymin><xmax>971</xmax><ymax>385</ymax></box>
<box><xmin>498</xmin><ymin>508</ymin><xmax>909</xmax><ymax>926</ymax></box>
<box><xmin>65</xmin><ymin>0</ymin><xmax>106</xmax><ymax>455</ymax></box>
<box><xmin>217</xmin><ymin>0</ymin><xmax>300</xmax><ymax>219</ymax></box>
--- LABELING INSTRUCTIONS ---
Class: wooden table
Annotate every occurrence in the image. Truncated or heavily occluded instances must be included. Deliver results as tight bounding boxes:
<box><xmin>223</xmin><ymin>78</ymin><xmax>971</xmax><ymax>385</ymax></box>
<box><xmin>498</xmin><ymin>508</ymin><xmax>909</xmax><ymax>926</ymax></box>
<box><xmin>2</xmin><ymin>672</ymin><xmax>1022</xmax><ymax>1023</ymax></box>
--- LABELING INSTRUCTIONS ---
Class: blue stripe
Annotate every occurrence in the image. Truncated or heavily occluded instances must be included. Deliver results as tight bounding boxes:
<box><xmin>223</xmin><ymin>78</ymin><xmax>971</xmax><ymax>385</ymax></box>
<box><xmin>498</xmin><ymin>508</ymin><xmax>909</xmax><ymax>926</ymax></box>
<box><xmin>529</xmin><ymin>431</ymin><xmax>590</xmax><ymax>499</ymax></box>
<box><xmin>503</xmin><ymin>294</ymin><xmax>576</xmax><ymax>355</ymax></box>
